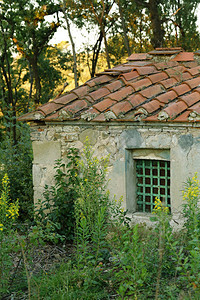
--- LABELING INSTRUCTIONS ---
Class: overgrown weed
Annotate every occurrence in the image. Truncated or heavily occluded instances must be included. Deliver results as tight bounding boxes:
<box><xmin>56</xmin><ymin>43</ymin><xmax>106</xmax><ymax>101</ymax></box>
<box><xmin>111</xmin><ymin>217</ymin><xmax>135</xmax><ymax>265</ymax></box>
<box><xmin>2</xmin><ymin>143</ymin><xmax>200</xmax><ymax>299</ymax></box>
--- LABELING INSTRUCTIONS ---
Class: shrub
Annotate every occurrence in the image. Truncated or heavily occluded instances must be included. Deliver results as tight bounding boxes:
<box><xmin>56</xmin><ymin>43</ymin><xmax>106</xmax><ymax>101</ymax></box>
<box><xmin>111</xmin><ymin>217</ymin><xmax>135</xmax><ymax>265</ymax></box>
<box><xmin>0</xmin><ymin>174</ymin><xmax>19</xmax><ymax>297</ymax></box>
<box><xmin>35</xmin><ymin>147</ymin><xmax>80</xmax><ymax>242</ymax></box>
<box><xmin>0</xmin><ymin>123</ymin><xmax>33</xmax><ymax>222</ymax></box>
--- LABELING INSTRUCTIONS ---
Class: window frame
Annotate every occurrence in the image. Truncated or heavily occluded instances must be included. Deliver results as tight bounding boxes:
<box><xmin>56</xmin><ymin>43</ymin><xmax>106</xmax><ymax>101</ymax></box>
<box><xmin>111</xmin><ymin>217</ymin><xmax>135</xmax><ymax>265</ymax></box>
<box><xmin>135</xmin><ymin>159</ymin><xmax>170</xmax><ymax>213</ymax></box>
<box><xmin>125</xmin><ymin>148</ymin><xmax>170</xmax><ymax>214</ymax></box>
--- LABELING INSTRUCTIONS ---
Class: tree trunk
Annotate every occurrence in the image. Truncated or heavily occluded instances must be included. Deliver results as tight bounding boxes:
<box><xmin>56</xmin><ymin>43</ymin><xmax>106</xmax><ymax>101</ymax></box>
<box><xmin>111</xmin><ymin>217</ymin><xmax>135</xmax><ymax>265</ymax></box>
<box><xmin>61</xmin><ymin>0</ymin><xmax>79</xmax><ymax>88</ymax></box>
<box><xmin>101</xmin><ymin>23</ymin><xmax>111</xmax><ymax>69</ymax></box>
<box><xmin>30</xmin><ymin>55</ymin><xmax>41</xmax><ymax>106</ymax></box>
<box><xmin>91</xmin><ymin>30</ymin><xmax>103</xmax><ymax>77</ymax></box>
<box><xmin>27</xmin><ymin>60</ymin><xmax>33</xmax><ymax>112</ymax></box>
<box><xmin>12</xmin><ymin>106</ymin><xmax>17</xmax><ymax>145</ymax></box>
<box><xmin>117</xmin><ymin>0</ymin><xmax>132</xmax><ymax>56</ymax></box>
<box><xmin>148</xmin><ymin>0</ymin><xmax>164</xmax><ymax>48</ymax></box>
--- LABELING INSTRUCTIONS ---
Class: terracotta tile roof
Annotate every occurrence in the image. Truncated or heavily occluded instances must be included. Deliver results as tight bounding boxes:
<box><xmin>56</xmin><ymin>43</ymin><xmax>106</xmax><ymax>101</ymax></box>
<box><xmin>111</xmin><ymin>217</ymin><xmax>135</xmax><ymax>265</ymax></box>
<box><xmin>18</xmin><ymin>48</ymin><xmax>200</xmax><ymax>124</ymax></box>
<box><xmin>127</xmin><ymin>53</ymin><xmax>152</xmax><ymax>60</ymax></box>
<box><xmin>171</xmin><ymin>52</ymin><xmax>194</xmax><ymax>61</ymax></box>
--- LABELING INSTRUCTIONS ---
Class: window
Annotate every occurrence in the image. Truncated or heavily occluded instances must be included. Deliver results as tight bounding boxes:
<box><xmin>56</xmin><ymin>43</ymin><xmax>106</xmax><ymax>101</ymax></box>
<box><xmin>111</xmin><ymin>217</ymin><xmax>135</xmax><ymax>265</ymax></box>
<box><xmin>136</xmin><ymin>159</ymin><xmax>170</xmax><ymax>213</ymax></box>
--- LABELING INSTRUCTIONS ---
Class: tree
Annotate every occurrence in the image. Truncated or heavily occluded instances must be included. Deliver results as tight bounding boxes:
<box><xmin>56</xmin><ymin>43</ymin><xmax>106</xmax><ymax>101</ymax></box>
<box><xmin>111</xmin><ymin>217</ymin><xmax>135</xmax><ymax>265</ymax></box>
<box><xmin>67</xmin><ymin>0</ymin><xmax>116</xmax><ymax>74</ymax></box>
<box><xmin>132</xmin><ymin>0</ymin><xmax>200</xmax><ymax>49</ymax></box>
<box><xmin>61</xmin><ymin>0</ymin><xmax>79</xmax><ymax>87</ymax></box>
<box><xmin>166</xmin><ymin>0</ymin><xmax>200</xmax><ymax>50</ymax></box>
<box><xmin>115</xmin><ymin>0</ymin><xmax>132</xmax><ymax>55</ymax></box>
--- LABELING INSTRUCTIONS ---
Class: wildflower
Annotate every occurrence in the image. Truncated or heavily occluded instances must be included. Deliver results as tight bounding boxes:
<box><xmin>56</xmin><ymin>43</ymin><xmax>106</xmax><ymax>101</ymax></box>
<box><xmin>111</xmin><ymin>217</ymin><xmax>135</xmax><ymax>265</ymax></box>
<box><xmin>152</xmin><ymin>197</ymin><xmax>169</xmax><ymax>215</ymax></box>
<box><xmin>0</xmin><ymin>224</ymin><xmax>3</xmax><ymax>231</ymax></box>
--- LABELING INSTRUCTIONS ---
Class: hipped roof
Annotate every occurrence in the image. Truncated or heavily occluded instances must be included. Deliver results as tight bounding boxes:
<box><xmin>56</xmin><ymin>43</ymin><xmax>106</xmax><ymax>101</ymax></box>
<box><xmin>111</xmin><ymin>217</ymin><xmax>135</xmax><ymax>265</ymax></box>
<box><xmin>18</xmin><ymin>48</ymin><xmax>200</xmax><ymax>124</ymax></box>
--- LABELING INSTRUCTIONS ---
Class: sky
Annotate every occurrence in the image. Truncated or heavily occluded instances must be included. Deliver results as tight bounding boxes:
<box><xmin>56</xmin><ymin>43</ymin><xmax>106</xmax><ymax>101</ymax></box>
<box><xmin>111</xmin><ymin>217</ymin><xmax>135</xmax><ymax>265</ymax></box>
<box><xmin>49</xmin><ymin>24</ymin><xmax>98</xmax><ymax>52</ymax></box>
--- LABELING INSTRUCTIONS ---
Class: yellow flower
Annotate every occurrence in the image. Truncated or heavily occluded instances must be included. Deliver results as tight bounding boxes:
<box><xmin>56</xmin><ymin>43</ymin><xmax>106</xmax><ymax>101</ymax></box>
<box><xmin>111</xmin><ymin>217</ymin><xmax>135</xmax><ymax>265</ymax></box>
<box><xmin>152</xmin><ymin>197</ymin><xmax>169</xmax><ymax>215</ymax></box>
<box><xmin>0</xmin><ymin>224</ymin><xmax>3</xmax><ymax>231</ymax></box>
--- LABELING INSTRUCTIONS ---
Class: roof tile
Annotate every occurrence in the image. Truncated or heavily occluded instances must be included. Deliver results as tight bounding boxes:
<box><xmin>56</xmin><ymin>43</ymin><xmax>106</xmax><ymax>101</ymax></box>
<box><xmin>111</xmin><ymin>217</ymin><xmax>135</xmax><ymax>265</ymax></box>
<box><xmin>149</xmin><ymin>49</ymin><xmax>181</xmax><ymax>55</ymax></box>
<box><xmin>81</xmin><ymin>107</ymin><xmax>99</xmax><ymax>121</ymax></box>
<box><xmin>88</xmin><ymin>87</ymin><xmax>110</xmax><ymax>101</ymax></box>
<box><xmin>172</xmin><ymin>111</ymin><xmax>191</xmax><ymax>122</ymax></box>
<box><xmin>127</xmin><ymin>53</ymin><xmax>151</xmax><ymax>60</ymax></box>
<box><xmin>18</xmin><ymin>49</ymin><xmax>200</xmax><ymax>124</ymax></box>
<box><xmin>171</xmin><ymin>83</ymin><xmax>191</xmax><ymax>96</ymax></box>
<box><xmin>155</xmin><ymin>90</ymin><xmax>177</xmax><ymax>104</ymax></box>
<box><xmin>126</xmin><ymin>61</ymin><xmax>151</xmax><ymax>66</ymax></box>
<box><xmin>18</xmin><ymin>111</ymin><xmax>45</xmax><ymax>121</ymax></box>
<box><xmin>105</xmin><ymin>65</ymin><xmax>133</xmax><ymax>73</ymax></box>
<box><xmin>119</xmin><ymin>71</ymin><xmax>139</xmax><ymax>82</ymax></box>
<box><xmin>155</xmin><ymin>47</ymin><xmax>182</xmax><ymax>51</ymax></box>
<box><xmin>158</xmin><ymin>100</ymin><xmax>188</xmax><ymax>120</ymax></box>
<box><xmin>194</xmin><ymin>87</ymin><xmax>200</xmax><ymax>94</ymax></box>
<box><xmin>38</xmin><ymin>101</ymin><xmax>63</xmax><ymax>115</ymax></box>
<box><xmin>128</xmin><ymin>78</ymin><xmax>152</xmax><ymax>91</ymax></box>
<box><xmin>139</xmin><ymin>84</ymin><xmax>164</xmax><ymax>98</ymax></box>
<box><xmin>164</xmin><ymin>65</ymin><xmax>186</xmax><ymax>77</ymax></box>
<box><xmin>159</xmin><ymin>78</ymin><xmax>178</xmax><ymax>89</ymax></box>
<box><xmin>188</xmin><ymin>103</ymin><xmax>200</xmax><ymax>110</ymax></box>
<box><xmin>179</xmin><ymin>92</ymin><xmax>200</xmax><ymax>107</ymax></box>
<box><xmin>108</xmin><ymin>86</ymin><xmax>134</xmax><ymax>101</ymax></box>
<box><xmin>72</xmin><ymin>85</ymin><xmax>89</xmax><ymax>97</ymax></box>
<box><xmin>148</xmin><ymin>72</ymin><xmax>168</xmax><ymax>83</ymax></box>
<box><xmin>139</xmin><ymin>99</ymin><xmax>163</xmax><ymax>113</ymax></box>
<box><xmin>93</xmin><ymin>99</ymin><xmax>116</xmax><ymax>112</ymax></box>
<box><xmin>62</xmin><ymin>100</ymin><xmax>88</xmax><ymax>116</ymax></box>
<box><xmin>182</xmin><ymin>61</ymin><xmax>198</xmax><ymax>68</ymax></box>
<box><xmin>54</xmin><ymin>93</ymin><xmax>77</xmax><ymax>105</ymax></box>
<box><xmin>153</xmin><ymin>61</ymin><xmax>179</xmax><ymax>70</ymax></box>
<box><xmin>184</xmin><ymin>77</ymin><xmax>200</xmax><ymax>89</ymax></box>
<box><xmin>128</xmin><ymin>94</ymin><xmax>146</xmax><ymax>107</ymax></box>
<box><xmin>171</xmin><ymin>52</ymin><xmax>194</xmax><ymax>61</ymax></box>
<box><xmin>181</xmin><ymin>72</ymin><xmax>193</xmax><ymax>81</ymax></box>
<box><xmin>92</xmin><ymin>113</ymin><xmax>106</xmax><ymax>122</ymax></box>
<box><xmin>85</xmin><ymin>75</ymin><xmax>112</xmax><ymax>87</ymax></box>
<box><xmin>110</xmin><ymin>101</ymin><xmax>132</xmax><ymax>116</ymax></box>
<box><xmin>133</xmin><ymin>66</ymin><xmax>158</xmax><ymax>75</ymax></box>
<box><xmin>96</xmin><ymin>71</ymin><xmax>120</xmax><ymax>76</ymax></box>
<box><xmin>43</xmin><ymin>111</ymin><xmax>59</xmax><ymax>121</ymax></box>
<box><xmin>104</xmin><ymin>80</ymin><xmax>124</xmax><ymax>92</ymax></box>
<box><xmin>83</xmin><ymin>95</ymin><xmax>94</xmax><ymax>103</ymax></box>
<box><xmin>187</xmin><ymin>66</ymin><xmax>200</xmax><ymax>76</ymax></box>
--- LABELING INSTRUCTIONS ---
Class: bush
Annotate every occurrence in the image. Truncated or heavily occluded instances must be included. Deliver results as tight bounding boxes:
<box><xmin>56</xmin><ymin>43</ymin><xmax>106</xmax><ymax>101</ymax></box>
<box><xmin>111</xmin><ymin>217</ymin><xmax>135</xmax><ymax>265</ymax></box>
<box><xmin>0</xmin><ymin>174</ymin><xmax>19</xmax><ymax>297</ymax></box>
<box><xmin>36</xmin><ymin>139</ymin><xmax>111</xmax><ymax>243</ymax></box>
<box><xmin>5</xmin><ymin>136</ymin><xmax>200</xmax><ymax>299</ymax></box>
<box><xmin>0</xmin><ymin>123</ymin><xmax>33</xmax><ymax>221</ymax></box>
<box><xmin>35</xmin><ymin>147</ymin><xmax>80</xmax><ymax>242</ymax></box>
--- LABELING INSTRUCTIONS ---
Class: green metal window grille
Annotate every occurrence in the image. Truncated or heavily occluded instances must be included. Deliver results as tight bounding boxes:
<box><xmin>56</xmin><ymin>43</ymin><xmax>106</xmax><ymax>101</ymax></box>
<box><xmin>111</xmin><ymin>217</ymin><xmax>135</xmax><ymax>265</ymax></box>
<box><xmin>136</xmin><ymin>159</ymin><xmax>170</xmax><ymax>213</ymax></box>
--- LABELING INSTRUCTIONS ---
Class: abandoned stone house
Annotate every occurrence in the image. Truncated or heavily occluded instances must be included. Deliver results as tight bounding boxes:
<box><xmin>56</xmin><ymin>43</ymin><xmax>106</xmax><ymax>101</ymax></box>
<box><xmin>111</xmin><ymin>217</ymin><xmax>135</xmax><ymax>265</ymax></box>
<box><xmin>19</xmin><ymin>47</ymin><xmax>200</xmax><ymax>224</ymax></box>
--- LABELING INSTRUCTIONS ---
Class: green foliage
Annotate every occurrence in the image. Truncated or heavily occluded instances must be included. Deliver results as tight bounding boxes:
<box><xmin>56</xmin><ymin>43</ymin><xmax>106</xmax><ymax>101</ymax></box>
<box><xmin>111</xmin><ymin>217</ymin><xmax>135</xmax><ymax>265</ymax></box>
<box><xmin>31</xmin><ymin>260</ymin><xmax>111</xmax><ymax>299</ymax></box>
<box><xmin>35</xmin><ymin>147</ymin><xmax>80</xmax><ymax>241</ymax></box>
<box><xmin>180</xmin><ymin>173</ymin><xmax>200</xmax><ymax>295</ymax></box>
<box><xmin>4</xmin><ymin>139</ymin><xmax>200</xmax><ymax>299</ymax></box>
<box><xmin>36</xmin><ymin>140</ymin><xmax>111</xmax><ymax>243</ymax></box>
<box><xmin>112</xmin><ymin>225</ymin><xmax>148</xmax><ymax>298</ymax></box>
<box><xmin>0</xmin><ymin>123</ymin><xmax>33</xmax><ymax>221</ymax></box>
<box><xmin>0</xmin><ymin>174</ymin><xmax>20</xmax><ymax>297</ymax></box>
<box><xmin>75</xmin><ymin>139</ymin><xmax>110</xmax><ymax>232</ymax></box>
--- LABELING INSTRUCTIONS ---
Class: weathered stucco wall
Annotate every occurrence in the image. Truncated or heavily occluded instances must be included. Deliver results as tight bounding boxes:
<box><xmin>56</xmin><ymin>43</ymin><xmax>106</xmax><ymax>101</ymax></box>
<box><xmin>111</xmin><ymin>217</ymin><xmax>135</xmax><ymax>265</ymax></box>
<box><xmin>30</xmin><ymin>122</ymin><xmax>200</xmax><ymax>222</ymax></box>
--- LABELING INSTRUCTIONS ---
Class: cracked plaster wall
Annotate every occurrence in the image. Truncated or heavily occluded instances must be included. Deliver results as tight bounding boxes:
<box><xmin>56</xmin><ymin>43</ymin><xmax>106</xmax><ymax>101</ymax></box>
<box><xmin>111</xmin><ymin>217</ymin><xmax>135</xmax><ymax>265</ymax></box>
<box><xmin>30</xmin><ymin>123</ymin><xmax>200</xmax><ymax>219</ymax></box>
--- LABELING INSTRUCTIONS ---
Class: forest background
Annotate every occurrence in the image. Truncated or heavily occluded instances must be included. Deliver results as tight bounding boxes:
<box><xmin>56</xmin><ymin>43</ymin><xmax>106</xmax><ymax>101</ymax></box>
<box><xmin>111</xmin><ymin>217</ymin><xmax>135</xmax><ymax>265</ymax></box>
<box><xmin>0</xmin><ymin>0</ymin><xmax>200</xmax><ymax>220</ymax></box>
